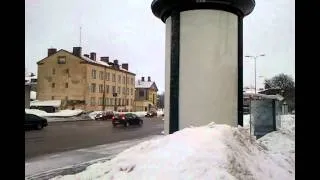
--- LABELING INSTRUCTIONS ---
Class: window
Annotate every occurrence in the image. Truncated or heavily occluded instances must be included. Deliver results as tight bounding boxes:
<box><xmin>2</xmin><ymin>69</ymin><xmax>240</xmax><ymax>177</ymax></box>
<box><xmin>99</xmin><ymin>84</ymin><xmax>103</xmax><ymax>93</ymax></box>
<box><xmin>52</xmin><ymin>68</ymin><xmax>55</xmax><ymax>75</ymax></box>
<box><xmin>112</xmin><ymin>86</ymin><xmax>116</xmax><ymax>93</ymax></box>
<box><xmin>122</xmin><ymin>76</ymin><xmax>125</xmax><ymax>84</ymax></box>
<box><xmin>118</xmin><ymin>98</ymin><xmax>121</xmax><ymax>105</ymax></box>
<box><xmin>106</xmin><ymin>72</ymin><xmax>110</xmax><ymax>81</ymax></box>
<box><xmin>65</xmin><ymin>83</ymin><xmax>68</xmax><ymax>88</ymax></box>
<box><xmin>106</xmin><ymin>85</ymin><xmax>109</xmax><ymax>94</ymax></box>
<box><xmin>126</xmin><ymin>77</ymin><xmax>129</xmax><ymax>84</ymax></box>
<box><xmin>117</xmin><ymin>87</ymin><xmax>120</xmax><ymax>94</ymax></box>
<box><xmin>110</xmin><ymin>98</ymin><xmax>113</xmax><ymax>106</ymax></box>
<box><xmin>131</xmin><ymin>88</ymin><xmax>133</xmax><ymax>95</ymax></box>
<box><xmin>112</xmin><ymin>74</ymin><xmax>116</xmax><ymax>82</ymax></box>
<box><xmin>99</xmin><ymin>71</ymin><xmax>104</xmax><ymax>80</ymax></box>
<box><xmin>66</xmin><ymin>69</ymin><xmax>69</xmax><ymax>74</ymax></box>
<box><xmin>90</xmin><ymin>97</ymin><xmax>96</xmax><ymax>105</ymax></box>
<box><xmin>91</xmin><ymin>83</ymin><xmax>96</xmax><ymax>93</ymax></box>
<box><xmin>105</xmin><ymin>98</ymin><xmax>109</xmax><ymax>106</ymax></box>
<box><xmin>123</xmin><ymin>87</ymin><xmax>126</xmax><ymax>95</ymax></box>
<box><xmin>139</xmin><ymin>90</ymin><xmax>144</xmax><ymax>97</ymax></box>
<box><xmin>98</xmin><ymin>97</ymin><xmax>103</xmax><ymax>105</ymax></box>
<box><xmin>122</xmin><ymin>99</ymin><xmax>125</xmax><ymax>106</ymax></box>
<box><xmin>118</xmin><ymin>75</ymin><xmax>121</xmax><ymax>83</ymax></box>
<box><xmin>57</xmin><ymin>56</ymin><xmax>66</xmax><ymax>64</ymax></box>
<box><xmin>52</xmin><ymin>83</ymin><xmax>55</xmax><ymax>88</ymax></box>
<box><xmin>114</xmin><ymin>98</ymin><xmax>117</xmax><ymax>105</ymax></box>
<box><xmin>131</xmin><ymin>78</ymin><xmax>134</xmax><ymax>85</ymax></box>
<box><xmin>126</xmin><ymin>99</ymin><xmax>129</xmax><ymax>106</ymax></box>
<box><xmin>52</xmin><ymin>96</ymin><xmax>54</xmax><ymax>100</ymax></box>
<box><xmin>92</xmin><ymin>69</ymin><xmax>96</xmax><ymax>79</ymax></box>
<box><xmin>127</xmin><ymin>88</ymin><xmax>129</xmax><ymax>95</ymax></box>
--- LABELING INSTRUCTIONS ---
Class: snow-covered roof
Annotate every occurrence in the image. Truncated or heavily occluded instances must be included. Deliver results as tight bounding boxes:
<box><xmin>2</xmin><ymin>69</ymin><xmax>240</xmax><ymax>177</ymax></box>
<box><xmin>244</xmin><ymin>93</ymin><xmax>284</xmax><ymax>101</ymax></box>
<box><xmin>135</xmin><ymin>80</ymin><xmax>155</xmax><ymax>89</ymax></box>
<box><xmin>30</xmin><ymin>100</ymin><xmax>61</xmax><ymax>107</ymax></box>
<box><xmin>81</xmin><ymin>56</ymin><xmax>129</xmax><ymax>72</ymax></box>
<box><xmin>25</xmin><ymin>75</ymin><xmax>37</xmax><ymax>85</ymax></box>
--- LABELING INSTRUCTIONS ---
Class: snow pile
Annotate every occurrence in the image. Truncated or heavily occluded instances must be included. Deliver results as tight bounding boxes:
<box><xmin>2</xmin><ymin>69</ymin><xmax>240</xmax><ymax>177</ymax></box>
<box><xmin>52</xmin><ymin>122</ymin><xmax>293</xmax><ymax>180</ymax></box>
<box><xmin>25</xmin><ymin>109</ymin><xmax>83</xmax><ymax>117</ymax></box>
<box><xmin>132</xmin><ymin>111</ymin><xmax>147</xmax><ymax>117</ymax></box>
<box><xmin>257</xmin><ymin>115</ymin><xmax>295</xmax><ymax>175</ymax></box>
<box><xmin>30</xmin><ymin>91</ymin><xmax>36</xmax><ymax>100</ymax></box>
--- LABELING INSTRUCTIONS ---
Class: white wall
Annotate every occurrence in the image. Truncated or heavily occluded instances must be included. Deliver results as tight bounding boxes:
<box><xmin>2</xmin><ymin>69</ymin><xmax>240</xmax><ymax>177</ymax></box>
<box><xmin>179</xmin><ymin>10</ymin><xmax>238</xmax><ymax>128</ymax></box>
<box><xmin>164</xmin><ymin>16</ymin><xmax>171</xmax><ymax>135</ymax></box>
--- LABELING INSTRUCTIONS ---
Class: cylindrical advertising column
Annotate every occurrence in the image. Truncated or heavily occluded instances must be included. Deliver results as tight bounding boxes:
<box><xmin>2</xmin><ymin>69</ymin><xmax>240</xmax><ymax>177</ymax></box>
<box><xmin>151</xmin><ymin>0</ymin><xmax>255</xmax><ymax>134</ymax></box>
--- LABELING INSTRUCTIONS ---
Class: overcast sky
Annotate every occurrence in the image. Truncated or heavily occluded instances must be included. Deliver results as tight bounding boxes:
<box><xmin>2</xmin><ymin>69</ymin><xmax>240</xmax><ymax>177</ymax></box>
<box><xmin>25</xmin><ymin>0</ymin><xmax>294</xmax><ymax>93</ymax></box>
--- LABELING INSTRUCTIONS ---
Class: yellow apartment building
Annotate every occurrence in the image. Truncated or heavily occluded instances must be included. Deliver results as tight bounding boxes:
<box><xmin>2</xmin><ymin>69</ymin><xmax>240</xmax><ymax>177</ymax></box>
<box><xmin>134</xmin><ymin>76</ymin><xmax>158</xmax><ymax>111</ymax></box>
<box><xmin>36</xmin><ymin>47</ymin><xmax>136</xmax><ymax>111</ymax></box>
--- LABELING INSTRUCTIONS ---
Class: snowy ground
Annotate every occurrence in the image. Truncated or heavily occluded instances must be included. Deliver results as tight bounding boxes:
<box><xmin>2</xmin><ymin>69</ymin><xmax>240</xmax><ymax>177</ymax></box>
<box><xmin>52</xmin><ymin>115</ymin><xmax>295</xmax><ymax>180</ymax></box>
<box><xmin>25</xmin><ymin>109</ymin><xmax>84</xmax><ymax>117</ymax></box>
<box><xmin>25</xmin><ymin>136</ymin><xmax>159</xmax><ymax>179</ymax></box>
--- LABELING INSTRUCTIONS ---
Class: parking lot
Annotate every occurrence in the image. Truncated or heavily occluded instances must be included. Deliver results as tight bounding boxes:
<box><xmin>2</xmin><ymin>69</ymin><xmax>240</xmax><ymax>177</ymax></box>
<box><xmin>25</xmin><ymin>117</ymin><xmax>164</xmax><ymax>160</ymax></box>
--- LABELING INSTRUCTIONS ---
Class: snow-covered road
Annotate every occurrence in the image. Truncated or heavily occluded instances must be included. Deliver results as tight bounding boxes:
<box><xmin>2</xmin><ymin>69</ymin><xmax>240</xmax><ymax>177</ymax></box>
<box><xmin>25</xmin><ymin>135</ymin><xmax>160</xmax><ymax>180</ymax></box>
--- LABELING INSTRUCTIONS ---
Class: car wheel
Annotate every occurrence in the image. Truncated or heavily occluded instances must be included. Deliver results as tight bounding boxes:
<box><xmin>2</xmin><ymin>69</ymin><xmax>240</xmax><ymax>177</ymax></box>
<box><xmin>36</xmin><ymin>123</ymin><xmax>43</xmax><ymax>130</ymax></box>
<box><xmin>124</xmin><ymin>121</ymin><xmax>130</xmax><ymax>127</ymax></box>
<box><xmin>138</xmin><ymin>120</ymin><xmax>143</xmax><ymax>126</ymax></box>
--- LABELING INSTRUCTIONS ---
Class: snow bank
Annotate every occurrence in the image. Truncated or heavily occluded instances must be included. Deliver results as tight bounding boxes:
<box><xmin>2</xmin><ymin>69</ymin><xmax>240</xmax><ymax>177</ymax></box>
<box><xmin>25</xmin><ymin>109</ymin><xmax>83</xmax><ymax>117</ymax></box>
<box><xmin>52</xmin><ymin>122</ymin><xmax>293</xmax><ymax>180</ymax></box>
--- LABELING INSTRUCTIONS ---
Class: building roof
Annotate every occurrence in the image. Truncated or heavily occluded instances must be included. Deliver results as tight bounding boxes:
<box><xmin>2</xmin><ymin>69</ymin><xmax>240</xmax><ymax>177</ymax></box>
<box><xmin>37</xmin><ymin>49</ymin><xmax>135</xmax><ymax>75</ymax></box>
<box><xmin>244</xmin><ymin>93</ymin><xmax>284</xmax><ymax>101</ymax></box>
<box><xmin>135</xmin><ymin>80</ymin><xmax>158</xmax><ymax>91</ymax></box>
<box><xmin>30</xmin><ymin>100</ymin><xmax>61</xmax><ymax>107</ymax></box>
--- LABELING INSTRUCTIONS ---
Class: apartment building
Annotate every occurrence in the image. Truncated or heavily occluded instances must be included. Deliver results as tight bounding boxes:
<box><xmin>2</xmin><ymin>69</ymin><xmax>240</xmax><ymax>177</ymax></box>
<box><xmin>134</xmin><ymin>76</ymin><xmax>158</xmax><ymax>111</ymax></box>
<box><xmin>36</xmin><ymin>47</ymin><xmax>136</xmax><ymax>111</ymax></box>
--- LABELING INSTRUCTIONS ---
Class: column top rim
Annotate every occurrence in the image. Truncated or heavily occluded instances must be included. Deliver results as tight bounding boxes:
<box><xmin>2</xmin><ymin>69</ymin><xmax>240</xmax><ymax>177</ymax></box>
<box><xmin>151</xmin><ymin>0</ymin><xmax>255</xmax><ymax>22</ymax></box>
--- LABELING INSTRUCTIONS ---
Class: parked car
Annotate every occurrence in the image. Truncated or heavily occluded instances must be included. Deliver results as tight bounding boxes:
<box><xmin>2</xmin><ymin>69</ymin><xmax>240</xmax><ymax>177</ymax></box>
<box><xmin>95</xmin><ymin>111</ymin><xmax>114</xmax><ymax>121</ymax></box>
<box><xmin>25</xmin><ymin>113</ymin><xmax>48</xmax><ymax>130</ymax></box>
<box><xmin>112</xmin><ymin>113</ymin><xmax>143</xmax><ymax>127</ymax></box>
<box><xmin>145</xmin><ymin>111</ymin><xmax>157</xmax><ymax>118</ymax></box>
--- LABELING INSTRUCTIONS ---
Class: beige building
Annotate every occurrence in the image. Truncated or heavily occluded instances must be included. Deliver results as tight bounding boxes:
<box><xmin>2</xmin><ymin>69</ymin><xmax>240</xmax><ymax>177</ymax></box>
<box><xmin>36</xmin><ymin>47</ymin><xmax>136</xmax><ymax>111</ymax></box>
<box><xmin>134</xmin><ymin>76</ymin><xmax>158</xmax><ymax>111</ymax></box>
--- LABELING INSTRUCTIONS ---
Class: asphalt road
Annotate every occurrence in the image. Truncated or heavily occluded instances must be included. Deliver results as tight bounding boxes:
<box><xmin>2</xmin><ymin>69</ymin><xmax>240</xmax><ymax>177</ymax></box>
<box><xmin>25</xmin><ymin>117</ymin><xmax>164</xmax><ymax>160</ymax></box>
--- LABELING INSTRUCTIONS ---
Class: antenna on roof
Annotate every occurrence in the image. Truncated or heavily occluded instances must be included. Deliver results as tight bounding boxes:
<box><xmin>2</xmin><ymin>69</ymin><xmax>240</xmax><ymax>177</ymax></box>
<box><xmin>79</xmin><ymin>26</ymin><xmax>82</xmax><ymax>47</ymax></box>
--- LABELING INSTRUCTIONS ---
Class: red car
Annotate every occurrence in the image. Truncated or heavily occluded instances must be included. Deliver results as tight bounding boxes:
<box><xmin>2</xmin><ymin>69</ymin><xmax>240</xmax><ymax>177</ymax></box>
<box><xmin>94</xmin><ymin>111</ymin><xmax>114</xmax><ymax>121</ymax></box>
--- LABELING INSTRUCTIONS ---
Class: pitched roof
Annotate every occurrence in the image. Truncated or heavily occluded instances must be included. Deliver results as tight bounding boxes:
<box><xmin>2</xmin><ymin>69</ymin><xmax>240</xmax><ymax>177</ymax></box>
<box><xmin>135</xmin><ymin>80</ymin><xmax>158</xmax><ymax>91</ymax></box>
<box><xmin>37</xmin><ymin>49</ymin><xmax>135</xmax><ymax>75</ymax></box>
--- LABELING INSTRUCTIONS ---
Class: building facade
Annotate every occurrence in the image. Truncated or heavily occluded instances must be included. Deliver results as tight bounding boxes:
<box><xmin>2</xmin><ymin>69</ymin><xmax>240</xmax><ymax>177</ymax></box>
<box><xmin>134</xmin><ymin>76</ymin><xmax>158</xmax><ymax>111</ymax></box>
<box><xmin>37</xmin><ymin>47</ymin><xmax>136</xmax><ymax>111</ymax></box>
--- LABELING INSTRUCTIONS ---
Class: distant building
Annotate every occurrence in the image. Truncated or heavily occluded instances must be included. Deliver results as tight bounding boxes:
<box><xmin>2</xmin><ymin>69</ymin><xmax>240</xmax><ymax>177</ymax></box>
<box><xmin>25</xmin><ymin>73</ymin><xmax>37</xmax><ymax>108</ymax></box>
<box><xmin>134</xmin><ymin>76</ymin><xmax>158</xmax><ymax>111</ymax></box>
<box><xmin>36</xmin><ymin>47</ymin><xmax>136</xmax><ymax>111</ymax></box>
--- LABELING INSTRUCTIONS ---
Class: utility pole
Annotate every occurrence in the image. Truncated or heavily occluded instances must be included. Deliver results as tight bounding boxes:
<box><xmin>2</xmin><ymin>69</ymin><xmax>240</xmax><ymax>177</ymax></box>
<box><xmin>245</xmin><ymin>54</ymin><xmax>266</xmax><ymax>94</ymax></box>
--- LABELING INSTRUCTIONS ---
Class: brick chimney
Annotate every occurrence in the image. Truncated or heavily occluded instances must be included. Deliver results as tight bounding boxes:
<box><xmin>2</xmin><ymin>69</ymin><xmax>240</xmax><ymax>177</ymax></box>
<box><xmin>72</xmin><ymin>47</ymin><xmax>82</xmax><ymax>57</ymax></box>
<box><xmin>148</xmin><ymin>76</ymin><xmax>151</xmax><ymax>82</ymax></box>
<box><xmin>141</xmin><ymin>77</ymin><xmax>145</xmax><ymax>81</ymax></box>
<box><xmin>101</xmin><ymin>57</ymin><xmax>109</xmax><ymax>63</ymax></box>
<box><xmin>113</xmin><ymin>59</ymin><xmax>119</xmax><ymax>65</ymax></box>
<box><xmin>48</xmin><ymin>48</ymin><xmax>57</xmax><ymax>57</ymax></box>
<box><xmin>84</xmin><ymin>54</ymin><xmax>90</xmax><ymax>58</ymax></box>
<box><xmin>121</xmin><ymin>63</ymin><xmax>128</xmax><ymax>70</ymax></box>
<box><xmin>90</xmin><ymin>52</ymin><xmax>96</xmax><ymax>61</ymax></box>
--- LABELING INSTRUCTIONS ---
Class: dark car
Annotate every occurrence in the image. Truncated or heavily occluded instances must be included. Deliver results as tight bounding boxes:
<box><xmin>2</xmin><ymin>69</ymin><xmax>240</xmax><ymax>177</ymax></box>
<box><xmin>95</xmin><ymin>111</ymin><xmax>114</xmax><ymax>121</ymax></box>
<box><xmin>145</xmin><ymin>111</ymin><xmax>157</xmax><ymax>118</ymax></box>
<box><xmin>112</xmin><ymin>113</ymin><xmax>143</xmax><ymax>127</ymax></box>
<box><xmin>25</xmin><ymin>113</ymin><xmax>48</xmax><ymax>130</ymax></box>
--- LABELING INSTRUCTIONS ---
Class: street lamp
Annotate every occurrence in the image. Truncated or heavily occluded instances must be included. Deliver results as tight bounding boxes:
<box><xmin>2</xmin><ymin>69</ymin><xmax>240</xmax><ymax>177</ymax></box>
<box><xmin>245</xmin><ymin>54</ymin><xmax>266</xmax><ymax>94</ymax></box>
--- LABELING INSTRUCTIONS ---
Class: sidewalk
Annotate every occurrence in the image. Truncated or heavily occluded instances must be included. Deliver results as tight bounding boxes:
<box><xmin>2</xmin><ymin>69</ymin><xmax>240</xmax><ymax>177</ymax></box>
<box><xmin>25</xmin><ymin>135</ymin><xmax>160</xmax><ymax>180</ymax></box>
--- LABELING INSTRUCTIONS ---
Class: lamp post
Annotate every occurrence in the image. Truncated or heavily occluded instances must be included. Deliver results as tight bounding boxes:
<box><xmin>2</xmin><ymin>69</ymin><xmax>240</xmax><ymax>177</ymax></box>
<box><xmin>245</xmin><ymin>54</ymin><xmax>265</xmax><ymax>94</ymax></box>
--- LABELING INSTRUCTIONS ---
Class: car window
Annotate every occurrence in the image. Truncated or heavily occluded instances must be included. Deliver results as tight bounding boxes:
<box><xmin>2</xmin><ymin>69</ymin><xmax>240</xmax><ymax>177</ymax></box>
<box><xmin>132</xmin><ymin>114</ymin><xmax>137</xmax><ymax>118</ymax></box>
